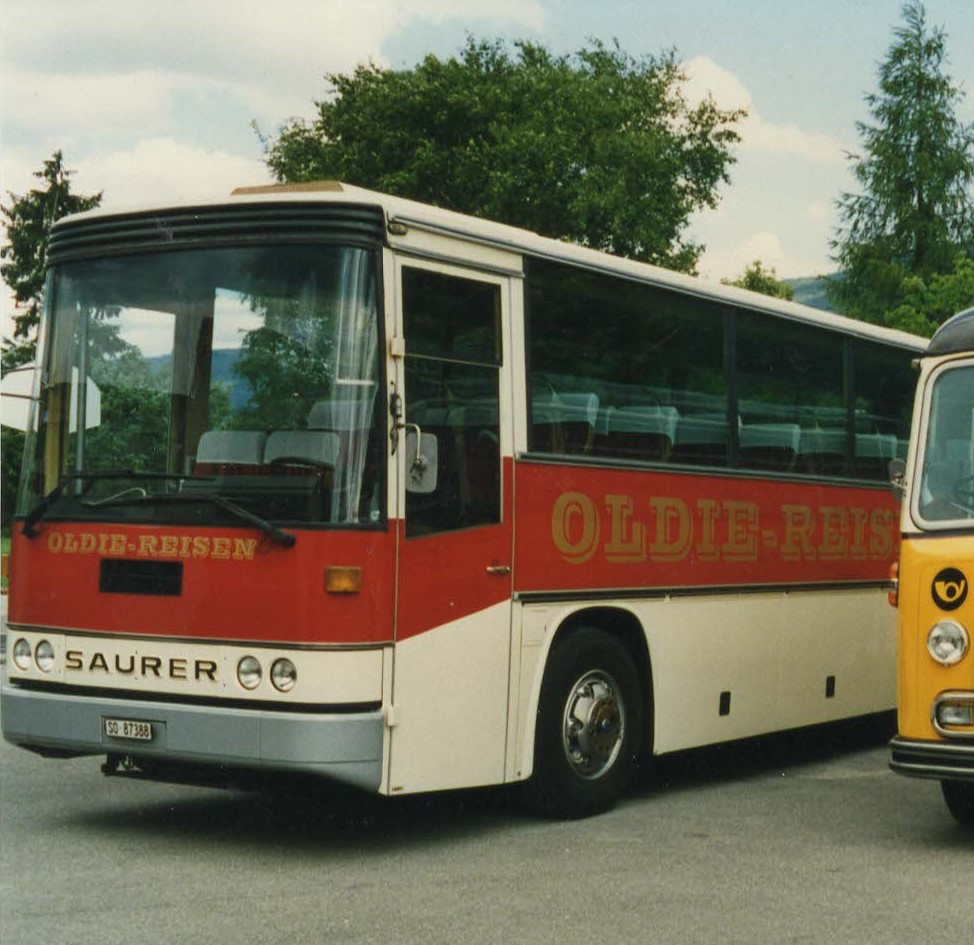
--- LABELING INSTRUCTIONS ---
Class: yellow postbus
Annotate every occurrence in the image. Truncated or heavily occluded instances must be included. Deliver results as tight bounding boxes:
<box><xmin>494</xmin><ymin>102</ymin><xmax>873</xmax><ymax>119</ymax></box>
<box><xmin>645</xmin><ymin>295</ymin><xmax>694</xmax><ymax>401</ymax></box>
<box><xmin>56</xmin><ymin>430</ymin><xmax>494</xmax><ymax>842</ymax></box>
<box><xmin>890</xmin><ymin>306</ymin><xmax>974</xmax><ymax>825</ymax></box>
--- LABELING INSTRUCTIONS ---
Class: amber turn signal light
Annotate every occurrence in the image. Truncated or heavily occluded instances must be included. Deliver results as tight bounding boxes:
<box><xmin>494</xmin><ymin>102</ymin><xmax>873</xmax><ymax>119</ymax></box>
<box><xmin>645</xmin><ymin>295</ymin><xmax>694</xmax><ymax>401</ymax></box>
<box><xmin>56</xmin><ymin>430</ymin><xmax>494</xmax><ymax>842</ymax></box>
<box><xmin>887</xmin><ymin>561</ymin><xmax>899</xmax><ymax>608</ymax></box>
<box><xmin>325</xmin><ymin>566</ymin><xmax>362</xmax><ymax>594</ymax></box>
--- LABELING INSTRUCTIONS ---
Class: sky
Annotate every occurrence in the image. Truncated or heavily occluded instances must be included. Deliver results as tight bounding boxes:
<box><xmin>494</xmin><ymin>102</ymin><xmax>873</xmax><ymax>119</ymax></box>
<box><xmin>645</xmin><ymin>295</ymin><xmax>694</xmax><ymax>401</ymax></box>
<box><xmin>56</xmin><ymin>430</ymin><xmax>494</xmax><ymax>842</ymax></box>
<box><xmin>1</xmin><ymin>0</ymin><xmax>973</xmax><ymax>341</ymax></box>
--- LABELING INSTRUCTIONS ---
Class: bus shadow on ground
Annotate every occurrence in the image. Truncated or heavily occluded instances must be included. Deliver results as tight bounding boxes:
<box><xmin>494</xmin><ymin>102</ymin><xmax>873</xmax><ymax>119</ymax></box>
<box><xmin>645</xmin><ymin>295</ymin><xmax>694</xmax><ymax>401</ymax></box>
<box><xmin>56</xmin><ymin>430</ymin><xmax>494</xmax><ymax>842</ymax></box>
<box><xmin>70</xmin><ymin>713</ymin><xmax>898</xmax><ymax>847</ymax></box>
<box><xmin>635</xmin><ymin>711</ymin><xmax>897</xmax><ymax>796</ymax></box>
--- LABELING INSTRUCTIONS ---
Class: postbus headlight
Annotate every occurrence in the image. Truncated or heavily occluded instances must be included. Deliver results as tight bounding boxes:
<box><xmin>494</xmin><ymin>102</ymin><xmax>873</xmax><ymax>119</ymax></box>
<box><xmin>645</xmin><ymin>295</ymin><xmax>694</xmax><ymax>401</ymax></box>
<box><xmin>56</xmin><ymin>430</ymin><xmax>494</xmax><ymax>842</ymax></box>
<box><xmin>237</xmin><ymin>656</ymin><xmax>262</xmax><ymax>690</ymax></box>
<box><xmin>35</xmin><ymin>639</ymin><xmax>55</xmax><ymax>673</ymax></box>
<box><xmin>927</xmin><ymin>621</ymin><xmax>969</xmax><ymax>666</ymax></box>
<box><xmin>270</xmin><ymin>658</ymin><xmax>297</xmax><ymax>692</ymax></box>
<box><xmin>12</xmin><ymin>638</ymin><xmax>32</xmax><ymax>671</ymax></box>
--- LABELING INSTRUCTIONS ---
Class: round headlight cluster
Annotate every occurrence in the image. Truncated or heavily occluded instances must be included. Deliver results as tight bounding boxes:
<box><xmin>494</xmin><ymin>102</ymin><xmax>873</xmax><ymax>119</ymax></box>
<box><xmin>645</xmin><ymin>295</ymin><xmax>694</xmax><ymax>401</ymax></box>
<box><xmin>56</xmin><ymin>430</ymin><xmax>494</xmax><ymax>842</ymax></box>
<box><xmin>236</xmin><ymin>655</ymin><xmax>298</xmax><ymax>692</ymax></box>
<box><xmin>927</xmin><ymin>620</ymin><xmax>969</xmax><ymax>666</ymax></box>
<box><xmin>270</xmin><ymin>658</ymin><xmax>297</xmax><ymax>692</ymax></box>
<box><xmin>237</xmin><ymin>655</ymin><xmax>262</xmax><ymax>690</ymax></box>
<box><xmin>12</xmin><ymin>638</ymin><xmax>55</xmax><ymax>673</ymax></box>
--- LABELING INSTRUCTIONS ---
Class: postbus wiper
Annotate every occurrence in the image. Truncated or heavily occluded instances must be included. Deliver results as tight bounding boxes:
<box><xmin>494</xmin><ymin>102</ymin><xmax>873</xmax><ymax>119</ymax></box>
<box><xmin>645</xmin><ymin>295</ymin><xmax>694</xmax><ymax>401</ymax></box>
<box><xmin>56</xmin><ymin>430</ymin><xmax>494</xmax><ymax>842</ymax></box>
<box><xmin>19</xmin><ymin>470</ymin><xmax>166</xmax><ymax>538</ymax></box>
<box><xmin>81</xmin><ymin>491</ymin><xmax>297</xmax><ymax>549</ymax></box>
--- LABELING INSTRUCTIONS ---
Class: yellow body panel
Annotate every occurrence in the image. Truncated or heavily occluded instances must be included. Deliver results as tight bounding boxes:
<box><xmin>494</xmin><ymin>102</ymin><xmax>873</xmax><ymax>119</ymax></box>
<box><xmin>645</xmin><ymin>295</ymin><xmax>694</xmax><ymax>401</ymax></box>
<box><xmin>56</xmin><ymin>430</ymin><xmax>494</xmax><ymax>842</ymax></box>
<box><xmin>897</xmin><ymin>534</ymin><xmax>974</xmax><ymax>741</ymax></box>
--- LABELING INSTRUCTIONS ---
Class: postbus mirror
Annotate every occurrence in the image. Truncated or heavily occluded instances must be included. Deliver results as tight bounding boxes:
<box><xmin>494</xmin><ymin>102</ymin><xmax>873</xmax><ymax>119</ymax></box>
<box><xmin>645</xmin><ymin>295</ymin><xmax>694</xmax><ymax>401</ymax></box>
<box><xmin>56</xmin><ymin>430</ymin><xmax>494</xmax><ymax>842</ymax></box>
<box><xmin>888</xmin><ymin>458</ymin><xmax>906</xmax><ymax>498</ymax></box>
<box><xmin>404</xmin><ymin>428</ymin><xmax>438</xmax><ymax>494</ymax></box>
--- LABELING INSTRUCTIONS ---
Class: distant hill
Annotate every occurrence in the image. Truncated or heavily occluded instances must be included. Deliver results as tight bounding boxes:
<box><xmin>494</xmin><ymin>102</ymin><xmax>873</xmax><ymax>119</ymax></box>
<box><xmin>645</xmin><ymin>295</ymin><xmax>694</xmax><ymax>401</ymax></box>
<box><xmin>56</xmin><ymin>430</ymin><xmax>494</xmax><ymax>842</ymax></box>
<box><xmin>149</xmin><ymin>348</ymin><xmax>249</xmax><ymax>407</ymax></box>
<box><xmin>786</xmin><ymin>276</ymin><xmax>834</xmax><ymax>312</ymax></box>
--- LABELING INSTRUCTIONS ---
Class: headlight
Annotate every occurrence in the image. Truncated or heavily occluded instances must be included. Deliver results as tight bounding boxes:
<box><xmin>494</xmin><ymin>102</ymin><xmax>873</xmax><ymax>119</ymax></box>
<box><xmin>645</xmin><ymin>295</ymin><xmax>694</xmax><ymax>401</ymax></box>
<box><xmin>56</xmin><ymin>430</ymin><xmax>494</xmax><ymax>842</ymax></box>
<box><xmin>35</xmin><ymin>639</ymin><xmax>55</xmax><ymax>673</ymax></box>
<box><xmin>927</xmin><ymin>621</ymin><xmax>969</xmax><ymax>666</ymax></box>
<box><xmin>236</xmin><ymin>655</ymin><xmax>262</xmax><ymax>690</ymax></box>
<box><xmin>270</xmin><ymin>658</ymin><xmax>297</xmax><ymax>692</ymax></box>
<box><xmin>12</xmin><ymin>638</ymin><xmax>32</xmax><ymax>671</ymax></box>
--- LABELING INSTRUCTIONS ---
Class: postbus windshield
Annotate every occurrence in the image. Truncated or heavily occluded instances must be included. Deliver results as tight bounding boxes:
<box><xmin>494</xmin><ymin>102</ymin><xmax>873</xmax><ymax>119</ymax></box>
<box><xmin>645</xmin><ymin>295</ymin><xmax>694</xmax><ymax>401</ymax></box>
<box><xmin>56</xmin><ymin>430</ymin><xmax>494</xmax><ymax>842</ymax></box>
<box><xmin>916</xmin><ymin>362</ymin><xmax>974</xmax><ymax>526</ymax></box>
<box><xmin>17</xmin><ymin>243</ymin><xmax>383</xmax><ymax>530</ymax></box>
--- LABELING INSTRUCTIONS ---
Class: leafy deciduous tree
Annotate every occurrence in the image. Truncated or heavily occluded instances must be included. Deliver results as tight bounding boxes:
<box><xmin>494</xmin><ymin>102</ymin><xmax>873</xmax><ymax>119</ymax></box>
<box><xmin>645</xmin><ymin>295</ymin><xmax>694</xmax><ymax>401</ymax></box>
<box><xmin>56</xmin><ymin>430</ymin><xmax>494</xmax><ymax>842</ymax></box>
<box><xmin>722</xmin><ymin>260</ymin><xmax>795</xmax><ymax>301</ymax></box>
<box><xmin>884</xmin><ymin>254</ymin><xmax>974</xmax><ymax>336</ymax></box>
<box><xmin>265</xmin><ymin>38</ymin><xmax>744</xmax><ymax>274</ymax></box>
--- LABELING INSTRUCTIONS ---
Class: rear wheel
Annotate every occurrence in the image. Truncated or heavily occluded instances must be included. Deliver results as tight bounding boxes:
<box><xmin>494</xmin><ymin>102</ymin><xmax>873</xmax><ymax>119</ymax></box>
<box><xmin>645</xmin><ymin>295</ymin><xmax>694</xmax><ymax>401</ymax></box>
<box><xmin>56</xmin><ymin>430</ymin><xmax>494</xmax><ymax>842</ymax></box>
<box><xmin>940</xmin><ymin>779</ymin><xmax>974</xmax><ymax>826</ymax></box>
<box><xmin>525</xmin><ymin>627</ymin><xmax>643</xmax><ymax>819</ymax></box>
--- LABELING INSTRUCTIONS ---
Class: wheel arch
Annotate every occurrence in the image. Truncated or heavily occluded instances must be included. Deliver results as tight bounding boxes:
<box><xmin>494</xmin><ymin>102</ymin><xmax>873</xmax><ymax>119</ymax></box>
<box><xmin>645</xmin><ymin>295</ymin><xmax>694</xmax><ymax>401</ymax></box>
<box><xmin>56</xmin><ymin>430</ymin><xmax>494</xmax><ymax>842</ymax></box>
<box><xmin>514</xmin><ymin>603</ymin><xmax>655</xmax><ymax>783</ymax></box>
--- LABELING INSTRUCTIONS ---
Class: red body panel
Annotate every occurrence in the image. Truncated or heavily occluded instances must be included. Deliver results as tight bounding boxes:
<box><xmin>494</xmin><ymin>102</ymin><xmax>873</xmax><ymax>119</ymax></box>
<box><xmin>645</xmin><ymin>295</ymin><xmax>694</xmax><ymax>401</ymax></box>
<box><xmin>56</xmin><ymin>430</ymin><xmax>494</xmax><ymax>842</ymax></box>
<box><xmin>8</xmin><ymin>524</ymin><xmax>395</xmax><ymax>645</ymax></box>
<box><xmin>514</xmin><ymin>462</ymin><xmax>898</xmax><ymax>593</ymax></box>
<box><xmin>395</xmin><ymin>459</ymin><xmax>514</xmax><ymax>641</ymax></box>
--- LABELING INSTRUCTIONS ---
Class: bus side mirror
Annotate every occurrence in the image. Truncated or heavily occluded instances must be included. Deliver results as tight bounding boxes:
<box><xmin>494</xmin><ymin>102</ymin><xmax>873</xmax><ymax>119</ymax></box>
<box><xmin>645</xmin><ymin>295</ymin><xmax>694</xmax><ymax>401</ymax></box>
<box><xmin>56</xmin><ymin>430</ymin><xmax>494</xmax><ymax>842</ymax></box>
<box><xmin>888</xmin><ymin>458</ymin><xmax>906</xmax><ymax>498</ymax></box>
<box><xmin>404</xmin><ymin>428</ymin><xmax>438</xmax><ymax>494</ymax></box>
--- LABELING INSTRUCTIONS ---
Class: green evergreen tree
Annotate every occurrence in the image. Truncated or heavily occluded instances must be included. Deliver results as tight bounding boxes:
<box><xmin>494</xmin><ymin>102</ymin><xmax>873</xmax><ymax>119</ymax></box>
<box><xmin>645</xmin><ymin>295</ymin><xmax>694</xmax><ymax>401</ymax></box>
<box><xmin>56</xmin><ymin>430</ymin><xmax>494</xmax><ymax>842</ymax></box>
<box><xmin>1</xmin><ymin>151</ymin><xmax>102</xmax><ymax>370</ymax></box>
<box><xmin>829</xmin><ymin>1</ymin><xmax>974</xmax><ymax>323</ymax></box>
<box><xmin>1</xmin><ymin>152</ymin><xmax>101</xmax><ymax>529</ymax></box>
<box><xmin>265</xmin><ymin>38</ymin><xmax>744</xmax><ymax>274</ymax></box>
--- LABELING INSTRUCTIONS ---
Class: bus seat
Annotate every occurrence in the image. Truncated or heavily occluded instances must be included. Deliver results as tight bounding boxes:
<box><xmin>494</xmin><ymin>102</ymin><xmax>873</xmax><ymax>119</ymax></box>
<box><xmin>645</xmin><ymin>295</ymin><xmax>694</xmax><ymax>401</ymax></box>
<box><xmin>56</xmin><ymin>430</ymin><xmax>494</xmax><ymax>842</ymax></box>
<box><xmin>264</xmin><ymin>430</ymin><xmax>340</xmax><ymax>471</ymax></box>
<box><xmin>854</xmin><ymin>432</ymin><xmax>897</xmax><ymax>479</ymax></box>
<box><xmin>601</xmin><ymin>405</ymin><xmax>678</xmax><ymax>461</ymax></box>
<box><xmin>798</xmin><ymin>428</ymin><xmax>847</xmax><ymax>475</ymax></box>
<box><xmin>558</xmin><ymin>392</ymin><xmax>599</xmax><ymax>454</ymax></box>
<box><xmin>194</xmin><ymin>430</ymin><xmax>267</xmax><ymax>476</ymax></box>
<box><xmin>740</xmin><ymin>422</ymin><xmax>800</xmax><ymax>471</ymax></box>
<box><xmin>672</xmin><ymin>415</ymin><xmax>729</xmax><ymax>466</ymax></box>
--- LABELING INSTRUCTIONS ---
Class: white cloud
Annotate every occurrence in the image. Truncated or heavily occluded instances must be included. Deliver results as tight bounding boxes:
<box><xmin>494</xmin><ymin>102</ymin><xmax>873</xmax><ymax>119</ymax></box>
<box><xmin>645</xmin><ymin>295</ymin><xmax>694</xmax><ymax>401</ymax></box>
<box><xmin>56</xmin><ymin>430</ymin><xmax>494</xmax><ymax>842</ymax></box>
<box><xmin>4</xmin><ymin>70</ymin><xmax>176</xmax><ymax>135</ymax></box>
<box><xmin>3</xmin><ymin>0</ymin><xmax>546</xmax><ymax>126</ymax></box>
<box><xmin>683</xmin><ymin>56</ymin><xmax>844</xmax><ymax>165</ymax></box>
<box><xmin>74</xmin><ymin>138</ymin><xmax>273</xmax><ymax>210</ymax></box>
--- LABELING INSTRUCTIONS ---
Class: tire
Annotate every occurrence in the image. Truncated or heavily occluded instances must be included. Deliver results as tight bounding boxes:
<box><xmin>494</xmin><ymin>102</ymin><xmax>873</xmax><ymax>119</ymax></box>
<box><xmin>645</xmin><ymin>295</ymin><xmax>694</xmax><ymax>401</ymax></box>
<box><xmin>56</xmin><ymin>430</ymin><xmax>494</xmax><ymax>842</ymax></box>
<box><xmin>524</xmin><ymin>627</ymin><xmax>643</xmax><ymax>819</ymax></box>
<box><xmin>940</xmin><ymin>779</ymin><xmax>974</xmax><ymax>826</ymax></box>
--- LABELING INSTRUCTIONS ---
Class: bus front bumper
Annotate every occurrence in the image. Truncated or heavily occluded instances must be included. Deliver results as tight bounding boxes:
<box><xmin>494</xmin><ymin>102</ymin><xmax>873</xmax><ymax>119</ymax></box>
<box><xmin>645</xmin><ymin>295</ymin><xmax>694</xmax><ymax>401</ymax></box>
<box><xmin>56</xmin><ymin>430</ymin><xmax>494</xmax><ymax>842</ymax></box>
<box><xmin>1</xmin><ymin>679</ymin><xmax>385</xmax><ymax>791</ymax></box>
<box><xmin>889</xmin><ymin>735</ymin><xmax>974</xmax><ymax>781</ymax></box>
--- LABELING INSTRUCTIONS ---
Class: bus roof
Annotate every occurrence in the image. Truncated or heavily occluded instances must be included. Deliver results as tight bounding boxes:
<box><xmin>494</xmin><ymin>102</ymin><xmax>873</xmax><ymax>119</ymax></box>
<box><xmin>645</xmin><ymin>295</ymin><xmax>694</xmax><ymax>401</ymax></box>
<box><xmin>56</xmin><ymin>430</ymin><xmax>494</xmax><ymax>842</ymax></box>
<box><xmin>53</xmin><ymin>180</ymin><xmax>927</xmax><ymax>353</ymax></box>
<box><xmin>926</xmin><ymin>307</ymin><xmax>974</xmax><ymax>357</ymax></box>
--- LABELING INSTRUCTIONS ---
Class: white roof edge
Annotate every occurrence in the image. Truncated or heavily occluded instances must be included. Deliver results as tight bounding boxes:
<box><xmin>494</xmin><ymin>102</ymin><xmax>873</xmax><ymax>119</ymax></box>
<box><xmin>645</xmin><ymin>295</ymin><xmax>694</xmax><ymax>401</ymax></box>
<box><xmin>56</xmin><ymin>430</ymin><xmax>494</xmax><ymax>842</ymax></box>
<box><xmin>54</xmin><ymin>182</ymin><xmax>927</xmax><ymax>352</ymax></box>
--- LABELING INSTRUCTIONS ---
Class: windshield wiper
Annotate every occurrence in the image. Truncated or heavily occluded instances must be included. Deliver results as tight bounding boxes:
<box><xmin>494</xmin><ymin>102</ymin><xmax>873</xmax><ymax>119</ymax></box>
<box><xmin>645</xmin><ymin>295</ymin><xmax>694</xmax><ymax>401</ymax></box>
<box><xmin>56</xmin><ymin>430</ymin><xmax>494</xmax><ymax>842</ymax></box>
<box><xmin>82</xmin><ymin>491</ymin><xmax>297</xmax><ymax>549</ymax></box>
<box><xmin>20</xmin><ymin>471</ymin><xmax>214</xmax><ymax>538</ymax></box>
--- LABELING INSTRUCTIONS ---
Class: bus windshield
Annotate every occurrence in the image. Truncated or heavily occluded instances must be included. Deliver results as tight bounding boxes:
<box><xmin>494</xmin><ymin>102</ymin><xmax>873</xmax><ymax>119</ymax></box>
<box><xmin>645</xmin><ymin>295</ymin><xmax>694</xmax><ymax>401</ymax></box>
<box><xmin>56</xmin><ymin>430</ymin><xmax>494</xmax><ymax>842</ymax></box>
<box><xmin>18</xmin><ymin>243</ymin><xmax>383</xmax><ymax>530</ymax></box>
<box><xmin>916</xmin><ymin>362</ymin><xmax>974</xmax><ymax>525</ymax></box>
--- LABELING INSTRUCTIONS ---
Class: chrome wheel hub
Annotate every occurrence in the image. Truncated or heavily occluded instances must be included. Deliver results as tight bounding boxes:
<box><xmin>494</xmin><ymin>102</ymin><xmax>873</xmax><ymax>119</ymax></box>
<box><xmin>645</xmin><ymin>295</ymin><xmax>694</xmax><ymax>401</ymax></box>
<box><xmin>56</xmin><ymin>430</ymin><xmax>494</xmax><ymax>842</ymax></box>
<box><xmin>561</xmin><ymin>670</ymin><xmax>625</xmax><ymax>779</ymax></box>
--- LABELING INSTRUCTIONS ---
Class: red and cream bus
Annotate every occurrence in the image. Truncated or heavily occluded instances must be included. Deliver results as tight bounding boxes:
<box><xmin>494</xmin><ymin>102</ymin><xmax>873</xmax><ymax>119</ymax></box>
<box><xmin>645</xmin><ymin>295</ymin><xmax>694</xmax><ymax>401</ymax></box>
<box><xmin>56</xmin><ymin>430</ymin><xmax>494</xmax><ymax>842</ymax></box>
<box><xmin>2</xmin><ymin>183</ymin><xmax>924</xmax><ymax>817</ymax></box>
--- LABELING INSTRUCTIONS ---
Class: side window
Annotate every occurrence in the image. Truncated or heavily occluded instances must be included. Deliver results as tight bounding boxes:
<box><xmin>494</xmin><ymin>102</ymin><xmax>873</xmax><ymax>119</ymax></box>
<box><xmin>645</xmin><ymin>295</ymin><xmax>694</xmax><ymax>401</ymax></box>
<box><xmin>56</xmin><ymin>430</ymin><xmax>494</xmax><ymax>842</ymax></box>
<box><xmin>402</xmin><ymin>267</ymin><xmax>502</xmax><ymax>537</ymax></box>
<box><xmin>852</xmin><ymin>340</ymin><xmax>915</xmax><ymax>480</ymax></box>
<box><xmin>736</xmin><ymin>313</ymin><xmax>846</xmax><ymax>475</ymax></box>
<box><xmin>526</xmin><ymin>258</ymin><xmax>728</xmax><ymax>466</ymax></box>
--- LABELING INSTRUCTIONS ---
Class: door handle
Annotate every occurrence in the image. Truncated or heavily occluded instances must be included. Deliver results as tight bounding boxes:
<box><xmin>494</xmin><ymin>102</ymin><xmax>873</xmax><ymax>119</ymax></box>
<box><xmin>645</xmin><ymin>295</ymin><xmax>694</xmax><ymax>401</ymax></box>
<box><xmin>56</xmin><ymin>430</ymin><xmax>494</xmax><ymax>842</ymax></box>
<box><xmin>486</xmin><ymin>565</ymin><xmax>511</xmax><ymax>575</ymax></box>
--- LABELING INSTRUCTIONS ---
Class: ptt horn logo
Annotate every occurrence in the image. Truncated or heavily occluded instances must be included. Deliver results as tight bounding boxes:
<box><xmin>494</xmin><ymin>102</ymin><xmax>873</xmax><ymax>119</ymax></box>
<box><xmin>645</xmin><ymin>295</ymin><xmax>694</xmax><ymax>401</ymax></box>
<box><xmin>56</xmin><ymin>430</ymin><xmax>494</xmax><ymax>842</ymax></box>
<box><xmin>932</xmin><ymin>568</ymin><xmax>968</xmax><ymax>611</ymax></box>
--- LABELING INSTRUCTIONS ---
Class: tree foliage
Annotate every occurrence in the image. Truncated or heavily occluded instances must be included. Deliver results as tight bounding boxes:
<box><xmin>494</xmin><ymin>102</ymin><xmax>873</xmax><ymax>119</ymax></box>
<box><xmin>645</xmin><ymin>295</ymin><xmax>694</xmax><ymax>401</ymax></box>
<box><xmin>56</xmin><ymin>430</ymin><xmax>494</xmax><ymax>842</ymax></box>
<box><xmin>1</xmin><ymin>152</ymin><xmax>102</xmax><ymax>370</ymax></box>
<box><xmin>265</xmin><ymin>38</ymin><xmax>744</xmax><ymax>273</ymax></box>
<box><xmin>722</xmin><ymin>260</ymin><xmax>794</xmax><ymax>300</ymax></box>
<box><xmin>1</xmin><ymin>152</ymin><xmax>100</xmax><ymax>529</ymax></box>
<box><xmin>884</xmin><ymin>254</ymin><xmax>974</xmax><ymax>336</ymax></box>
<box><xmin>830</xmin><ymin>1</ymin><xmax>974</xmax><ymax>323</ymax></box>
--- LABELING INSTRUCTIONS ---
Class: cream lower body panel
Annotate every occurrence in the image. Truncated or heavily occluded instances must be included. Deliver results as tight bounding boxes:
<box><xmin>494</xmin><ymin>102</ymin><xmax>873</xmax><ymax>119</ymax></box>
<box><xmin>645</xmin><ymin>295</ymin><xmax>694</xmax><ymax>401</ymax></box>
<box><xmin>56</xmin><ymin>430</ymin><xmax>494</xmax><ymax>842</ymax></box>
<box><xmin>515</xmin><ymin>586</ymin><xmax>895</xmax><ymax>776</ymax></box>
<box><xmin>386</xmin><ymin>601</ymin><xmax>513</xmax><ymax>795</ymax></box>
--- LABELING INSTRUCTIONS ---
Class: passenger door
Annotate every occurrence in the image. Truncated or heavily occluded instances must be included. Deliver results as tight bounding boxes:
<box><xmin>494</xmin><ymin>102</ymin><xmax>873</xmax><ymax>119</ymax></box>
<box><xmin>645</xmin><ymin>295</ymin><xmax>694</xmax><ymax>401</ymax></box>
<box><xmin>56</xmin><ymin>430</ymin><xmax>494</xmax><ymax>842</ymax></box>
<box><xmin>388</xmin><ymin>260</ymin><xmax>515</xmax><ymax>794</ymax></box>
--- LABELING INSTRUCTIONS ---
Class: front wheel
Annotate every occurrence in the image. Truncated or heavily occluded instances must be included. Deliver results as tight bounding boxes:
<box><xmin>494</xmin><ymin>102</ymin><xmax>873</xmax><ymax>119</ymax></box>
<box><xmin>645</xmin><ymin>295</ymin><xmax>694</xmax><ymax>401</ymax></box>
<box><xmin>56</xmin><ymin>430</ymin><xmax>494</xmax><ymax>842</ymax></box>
<box><xmin>524</xmin><ymin>627</ymin><xmax>643</xmax><ymax>819</ymax></box>
<box><xmin>941</xmin><ymin>779</ymin><xmax>974</xmax><ymax>826</ymax></box>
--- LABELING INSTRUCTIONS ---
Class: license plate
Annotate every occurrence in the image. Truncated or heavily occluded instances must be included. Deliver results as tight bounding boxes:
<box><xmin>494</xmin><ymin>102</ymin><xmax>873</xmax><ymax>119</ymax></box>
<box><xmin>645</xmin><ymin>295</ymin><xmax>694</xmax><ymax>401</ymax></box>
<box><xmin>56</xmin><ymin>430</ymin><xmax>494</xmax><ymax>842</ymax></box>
<box><xmin>104</xmin><ymin>718</ymin><xmax>153</xmax><ymax>742</ymax></box>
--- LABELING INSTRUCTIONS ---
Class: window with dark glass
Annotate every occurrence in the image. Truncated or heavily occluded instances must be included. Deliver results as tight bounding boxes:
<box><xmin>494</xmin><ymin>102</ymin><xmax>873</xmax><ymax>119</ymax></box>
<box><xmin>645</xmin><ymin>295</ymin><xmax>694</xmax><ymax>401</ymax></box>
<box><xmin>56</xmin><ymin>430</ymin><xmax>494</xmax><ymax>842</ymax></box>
<box><xmin>525</xmin><ymin>258</ymin><xmax>728</xmax><ymax>466</ymax></box>
<box><xmin>851</xmin><ymin>339</ymin><xmax>915</xmax><ymax>481</ymax></box>
<box><xmin>402</xmin><ymin>268</ymin><xmax>502</xmax><ymax>537</ymax></box>
<box><xmin>735</xmin><ymin>312</ymin><xmax>847</xmax><ymax>475</ymax></box>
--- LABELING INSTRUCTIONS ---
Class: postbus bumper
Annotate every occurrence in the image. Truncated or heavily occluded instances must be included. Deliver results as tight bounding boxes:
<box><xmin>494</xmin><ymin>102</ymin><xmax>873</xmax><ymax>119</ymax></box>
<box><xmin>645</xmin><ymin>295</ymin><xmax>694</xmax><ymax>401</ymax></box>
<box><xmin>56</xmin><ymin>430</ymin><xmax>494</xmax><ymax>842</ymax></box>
<box><xmin>1</xmin><ymin>679</ymin><xmax>385</xmax><ymax>791</ymax></box>
<box><xmin>889</xmin><ymin>735</ymin><xmax>974</xmax><ymax>781</ymax></box>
